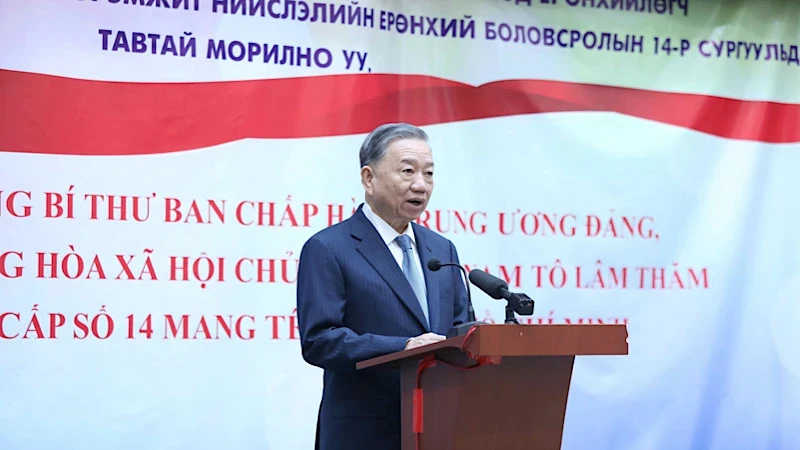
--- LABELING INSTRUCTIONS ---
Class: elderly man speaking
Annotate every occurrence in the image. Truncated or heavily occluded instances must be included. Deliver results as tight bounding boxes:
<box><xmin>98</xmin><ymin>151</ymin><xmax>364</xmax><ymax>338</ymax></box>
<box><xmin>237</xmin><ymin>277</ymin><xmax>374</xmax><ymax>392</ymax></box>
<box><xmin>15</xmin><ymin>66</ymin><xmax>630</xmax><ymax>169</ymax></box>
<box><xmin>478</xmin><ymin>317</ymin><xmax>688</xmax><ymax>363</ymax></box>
<box><xmin>296</xmin><ymin>123</ymin><xmax>470</xmax><ymax>450</ymax></box>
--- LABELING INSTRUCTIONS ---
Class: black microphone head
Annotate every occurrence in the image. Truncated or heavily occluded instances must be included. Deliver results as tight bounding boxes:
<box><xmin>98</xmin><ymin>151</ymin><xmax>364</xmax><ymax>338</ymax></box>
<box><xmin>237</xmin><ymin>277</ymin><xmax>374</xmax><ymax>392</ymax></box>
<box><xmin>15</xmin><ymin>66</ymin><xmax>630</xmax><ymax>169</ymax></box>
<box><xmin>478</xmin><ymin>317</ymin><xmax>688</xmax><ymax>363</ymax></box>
<box><xmin>427</xmin><ymin>259</ymin><xmax>442</xmax><ymax>271</ymax></box>
<box><xmin>468</xmin><ymin>270</ymin><xmax>508</xmax><ymax>299</ymax></box>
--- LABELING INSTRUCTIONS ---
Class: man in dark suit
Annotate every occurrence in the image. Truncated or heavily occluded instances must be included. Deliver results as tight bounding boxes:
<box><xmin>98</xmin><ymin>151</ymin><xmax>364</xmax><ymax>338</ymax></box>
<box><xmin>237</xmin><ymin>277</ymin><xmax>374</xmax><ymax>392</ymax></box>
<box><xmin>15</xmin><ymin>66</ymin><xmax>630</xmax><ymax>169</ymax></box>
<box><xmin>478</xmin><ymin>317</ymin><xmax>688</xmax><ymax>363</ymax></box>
<box><xmin>296</xmin><ymin>123</ymin><xmax>470</xmax><ymax>450</ymax></box>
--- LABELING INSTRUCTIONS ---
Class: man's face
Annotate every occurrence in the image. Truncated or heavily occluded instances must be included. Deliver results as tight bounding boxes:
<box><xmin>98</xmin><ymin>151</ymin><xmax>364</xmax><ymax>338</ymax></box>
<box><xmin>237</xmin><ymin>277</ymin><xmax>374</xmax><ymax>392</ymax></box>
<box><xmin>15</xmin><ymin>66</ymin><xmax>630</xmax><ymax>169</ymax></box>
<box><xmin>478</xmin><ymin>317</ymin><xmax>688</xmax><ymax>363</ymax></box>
<box><xmin>362</xmin><ymin>138</ymin><xmax>434</xmax><ymax>232</ymax></box>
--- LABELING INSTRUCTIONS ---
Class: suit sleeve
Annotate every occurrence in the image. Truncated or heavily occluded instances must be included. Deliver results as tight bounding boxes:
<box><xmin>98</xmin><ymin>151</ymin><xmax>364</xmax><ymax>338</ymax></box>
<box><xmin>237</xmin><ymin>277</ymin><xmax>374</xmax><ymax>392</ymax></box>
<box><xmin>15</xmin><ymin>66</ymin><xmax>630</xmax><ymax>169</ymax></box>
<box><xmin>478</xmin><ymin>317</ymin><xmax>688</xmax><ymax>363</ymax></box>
<box><xmin>448</xmin><ymin>240</ymin><xmax>470</xmax><ymax>326</ymax></box>
<box><xmin>296</xmin><ymin>236</ymin><xmax>410</xmax><ymax>373</ymax></box>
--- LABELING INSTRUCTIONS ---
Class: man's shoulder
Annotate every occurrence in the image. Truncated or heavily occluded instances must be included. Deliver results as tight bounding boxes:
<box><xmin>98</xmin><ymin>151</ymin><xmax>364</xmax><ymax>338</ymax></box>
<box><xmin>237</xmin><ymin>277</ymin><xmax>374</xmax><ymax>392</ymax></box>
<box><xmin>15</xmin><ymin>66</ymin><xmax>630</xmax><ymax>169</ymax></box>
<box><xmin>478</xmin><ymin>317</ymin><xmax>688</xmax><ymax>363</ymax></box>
<box><xmin>301</xmin><ymin>213</ymin><xmax>357</xmax><ymax>250</ymax></box>
<box><xmin>412</xmin><ymin>222</ymin><xmax>454</xmax><ymax>248</ymax></box>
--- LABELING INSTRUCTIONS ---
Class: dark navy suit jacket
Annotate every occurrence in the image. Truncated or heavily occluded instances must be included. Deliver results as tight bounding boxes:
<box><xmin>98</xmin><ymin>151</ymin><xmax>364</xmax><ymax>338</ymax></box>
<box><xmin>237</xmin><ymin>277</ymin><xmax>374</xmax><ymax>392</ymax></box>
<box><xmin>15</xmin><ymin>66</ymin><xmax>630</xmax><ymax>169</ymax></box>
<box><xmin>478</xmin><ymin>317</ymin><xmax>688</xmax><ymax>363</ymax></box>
<box><xmin>296</xmin><ymin>204</ymin><xmax>469</xmax><ymax>450</ymax></box>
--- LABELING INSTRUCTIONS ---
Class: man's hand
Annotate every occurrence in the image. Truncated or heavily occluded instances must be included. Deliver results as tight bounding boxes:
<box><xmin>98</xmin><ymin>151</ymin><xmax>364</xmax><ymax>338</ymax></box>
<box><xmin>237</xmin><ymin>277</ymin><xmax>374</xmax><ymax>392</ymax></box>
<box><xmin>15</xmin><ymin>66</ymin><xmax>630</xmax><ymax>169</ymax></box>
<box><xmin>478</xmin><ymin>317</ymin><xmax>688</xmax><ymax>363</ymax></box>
<box><xmin>404</xmin><ymin>333</ymin><xmax>446</xmax><ymax>350</ymax></box>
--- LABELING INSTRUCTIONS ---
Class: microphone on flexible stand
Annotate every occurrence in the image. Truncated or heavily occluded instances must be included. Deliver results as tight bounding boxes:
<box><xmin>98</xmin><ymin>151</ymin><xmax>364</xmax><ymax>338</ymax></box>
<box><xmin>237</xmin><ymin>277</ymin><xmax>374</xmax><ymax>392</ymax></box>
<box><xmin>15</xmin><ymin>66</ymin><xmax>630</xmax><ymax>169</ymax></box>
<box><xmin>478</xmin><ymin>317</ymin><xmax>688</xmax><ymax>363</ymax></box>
<box><xmin>467</xmin><ymin>269</ymin><xmax>534</xmax><ymax>324</ymax></box>
<box><xmin>427</xmin><ymin>258</ymin><xmax>484</xmax><ymax>337</ymax></box>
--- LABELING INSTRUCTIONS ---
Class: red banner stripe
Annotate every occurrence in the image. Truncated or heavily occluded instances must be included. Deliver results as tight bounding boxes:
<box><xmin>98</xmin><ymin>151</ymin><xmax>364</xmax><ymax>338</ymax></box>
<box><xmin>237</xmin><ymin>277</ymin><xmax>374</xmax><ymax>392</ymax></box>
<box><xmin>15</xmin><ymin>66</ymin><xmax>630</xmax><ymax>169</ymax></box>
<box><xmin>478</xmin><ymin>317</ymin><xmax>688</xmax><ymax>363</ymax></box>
<box><xmin>1</xmin><ymin>69</ymin><xmax>798</xmax><ymax>156</ymax></box>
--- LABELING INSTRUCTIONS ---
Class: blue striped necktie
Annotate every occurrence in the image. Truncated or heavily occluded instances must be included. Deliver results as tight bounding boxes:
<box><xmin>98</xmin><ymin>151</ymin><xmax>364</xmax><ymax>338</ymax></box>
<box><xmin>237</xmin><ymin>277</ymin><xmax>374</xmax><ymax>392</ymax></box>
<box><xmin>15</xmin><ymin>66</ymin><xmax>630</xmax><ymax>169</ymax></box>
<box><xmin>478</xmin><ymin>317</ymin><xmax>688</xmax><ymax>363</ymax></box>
<box><xmin>394</xmin><ymin>234</ymin><xmax>429</xmax><ymax>327</ymax></box>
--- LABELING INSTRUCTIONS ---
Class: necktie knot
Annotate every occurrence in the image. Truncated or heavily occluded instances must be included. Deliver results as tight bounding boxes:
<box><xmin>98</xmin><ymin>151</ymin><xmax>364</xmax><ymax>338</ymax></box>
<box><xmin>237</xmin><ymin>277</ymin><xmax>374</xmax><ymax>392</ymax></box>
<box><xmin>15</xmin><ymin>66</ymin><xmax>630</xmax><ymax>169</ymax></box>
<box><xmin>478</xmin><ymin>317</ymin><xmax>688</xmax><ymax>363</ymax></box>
<box><xmin>395</xmin><ymin>234</ymin><xmax>413</xmax><ymax>252</ymax></box>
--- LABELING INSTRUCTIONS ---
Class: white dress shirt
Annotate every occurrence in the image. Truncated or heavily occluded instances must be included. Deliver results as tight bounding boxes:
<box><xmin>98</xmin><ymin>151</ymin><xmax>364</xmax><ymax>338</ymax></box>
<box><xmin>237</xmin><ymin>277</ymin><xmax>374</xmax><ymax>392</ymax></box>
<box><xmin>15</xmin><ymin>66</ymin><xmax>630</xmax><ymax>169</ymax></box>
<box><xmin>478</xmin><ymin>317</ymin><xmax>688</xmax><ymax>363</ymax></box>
<box><xmin>362</xmin><ymin>202</ymin><xmax>428</xmax><ymax>298</ymax></box>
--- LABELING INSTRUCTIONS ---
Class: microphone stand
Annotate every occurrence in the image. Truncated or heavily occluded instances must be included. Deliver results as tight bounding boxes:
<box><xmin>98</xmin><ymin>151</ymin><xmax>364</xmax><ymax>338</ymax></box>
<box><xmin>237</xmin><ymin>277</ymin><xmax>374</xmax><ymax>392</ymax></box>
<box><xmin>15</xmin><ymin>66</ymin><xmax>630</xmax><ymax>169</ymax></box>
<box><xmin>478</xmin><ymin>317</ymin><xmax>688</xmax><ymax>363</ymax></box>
<box><xmin>500</xmin><ymin>290</ymin><xmax>534</xmax><ymax>325</ymax></box>
<box><xmin>427</xmin><ymin>259</ymin><xmax>485</xmax><ymax>338</ymax></box>
<box><xmin>505</xmin><ymin>306</ymin><xmax>519</xmax><ymax>325</ymax></box>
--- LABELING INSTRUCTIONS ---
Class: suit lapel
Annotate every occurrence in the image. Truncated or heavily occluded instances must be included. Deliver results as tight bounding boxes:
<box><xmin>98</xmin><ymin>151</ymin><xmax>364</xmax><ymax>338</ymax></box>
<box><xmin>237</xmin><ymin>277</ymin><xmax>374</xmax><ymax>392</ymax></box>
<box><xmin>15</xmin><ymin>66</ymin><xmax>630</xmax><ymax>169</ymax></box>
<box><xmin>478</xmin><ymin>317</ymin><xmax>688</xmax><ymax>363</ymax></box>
<box><xmin>413</xmin><ymin>223</ymin><xmax>441</xmax><ymax>334</ymax></box>
<box><xmin>350</xmin><ymin>209</ymin><xmax>430</xmax><ymax>331</ymax></box>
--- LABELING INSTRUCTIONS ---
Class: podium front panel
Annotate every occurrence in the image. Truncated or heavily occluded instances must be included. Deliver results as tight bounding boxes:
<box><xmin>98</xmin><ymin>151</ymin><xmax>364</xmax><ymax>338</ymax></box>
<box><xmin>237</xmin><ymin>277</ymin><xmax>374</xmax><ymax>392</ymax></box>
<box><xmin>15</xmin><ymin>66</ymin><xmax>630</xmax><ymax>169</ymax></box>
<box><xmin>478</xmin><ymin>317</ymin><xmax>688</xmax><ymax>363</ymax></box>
<box><xmin>400</xmin><ymin>355</ymin><xmax>575</xmax><ymax>450</ymax></box>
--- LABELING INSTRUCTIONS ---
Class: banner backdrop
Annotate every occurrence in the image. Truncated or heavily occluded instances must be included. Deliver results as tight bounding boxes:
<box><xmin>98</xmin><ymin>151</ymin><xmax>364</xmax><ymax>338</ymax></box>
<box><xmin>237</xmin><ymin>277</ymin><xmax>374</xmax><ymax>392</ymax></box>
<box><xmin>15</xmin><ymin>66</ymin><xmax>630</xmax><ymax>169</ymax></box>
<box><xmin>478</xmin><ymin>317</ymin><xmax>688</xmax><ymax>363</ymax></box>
<box><xmin>1</xmin><ymin>0</ymin><xmax>799</xmax><ymax>449</ymax></box>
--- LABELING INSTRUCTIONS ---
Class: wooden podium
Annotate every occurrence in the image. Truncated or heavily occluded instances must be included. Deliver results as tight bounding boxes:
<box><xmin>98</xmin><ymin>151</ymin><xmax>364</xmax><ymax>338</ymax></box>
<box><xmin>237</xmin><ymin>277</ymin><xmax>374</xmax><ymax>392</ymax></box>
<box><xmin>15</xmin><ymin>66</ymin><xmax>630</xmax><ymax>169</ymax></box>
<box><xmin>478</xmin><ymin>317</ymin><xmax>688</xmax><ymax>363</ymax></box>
<box><xmin>357</xmin><ymin>324</ymin><xmax>628</xmax><ymax>450</ymax></box>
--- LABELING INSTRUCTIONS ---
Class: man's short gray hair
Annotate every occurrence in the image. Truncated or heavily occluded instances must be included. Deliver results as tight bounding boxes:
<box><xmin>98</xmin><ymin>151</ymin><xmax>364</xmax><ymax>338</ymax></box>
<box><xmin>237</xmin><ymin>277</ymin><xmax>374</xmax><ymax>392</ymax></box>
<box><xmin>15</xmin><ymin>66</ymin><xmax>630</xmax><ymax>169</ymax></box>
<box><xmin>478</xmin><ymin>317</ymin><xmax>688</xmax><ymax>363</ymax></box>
<box><xmin>359</xmin><ymin>123</ymin><xmax>428</xmax><ymax>168</ymax></box>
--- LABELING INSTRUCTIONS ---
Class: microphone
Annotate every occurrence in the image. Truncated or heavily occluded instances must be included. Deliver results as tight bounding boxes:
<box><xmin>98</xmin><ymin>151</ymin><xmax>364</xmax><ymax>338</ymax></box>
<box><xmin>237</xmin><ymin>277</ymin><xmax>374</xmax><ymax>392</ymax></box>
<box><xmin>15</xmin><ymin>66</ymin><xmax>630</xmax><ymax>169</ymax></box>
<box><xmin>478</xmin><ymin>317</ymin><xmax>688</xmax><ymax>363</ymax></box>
<box><xmin>467</xmin><ymin>269</ymin><xmax>510</xmax><ymax>300</ymax></box>
<box><xmin>427</xmin><ymin>258</ymin><xmax>483</xmax><ymax>337</ymax></box>
<box><xmin>468</xmin><ymin>269</ymin><xmax>535</xmax><ymax>324</ymax></box>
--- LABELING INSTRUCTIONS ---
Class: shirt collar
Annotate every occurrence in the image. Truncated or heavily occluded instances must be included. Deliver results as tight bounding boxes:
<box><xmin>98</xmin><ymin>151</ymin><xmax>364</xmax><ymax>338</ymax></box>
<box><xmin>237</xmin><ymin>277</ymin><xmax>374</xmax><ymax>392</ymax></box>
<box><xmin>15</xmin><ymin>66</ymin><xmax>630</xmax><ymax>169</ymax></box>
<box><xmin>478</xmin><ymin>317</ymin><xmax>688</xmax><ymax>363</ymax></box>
<box><xmin>362</xmin><ymin>202</ymin><xmax>416</xmax><ymax>248</ymax></box>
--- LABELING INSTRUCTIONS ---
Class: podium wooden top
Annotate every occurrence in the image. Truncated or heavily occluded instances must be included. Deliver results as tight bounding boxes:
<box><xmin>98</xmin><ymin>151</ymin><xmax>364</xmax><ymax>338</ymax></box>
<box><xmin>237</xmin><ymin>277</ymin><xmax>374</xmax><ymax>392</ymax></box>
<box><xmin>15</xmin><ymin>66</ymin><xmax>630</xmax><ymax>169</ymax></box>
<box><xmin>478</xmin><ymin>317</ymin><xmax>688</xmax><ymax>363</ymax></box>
<box><xmin>356</xmin><ymin>324</ymin><xmax>628</xmax><ymax>370</ymax></box>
